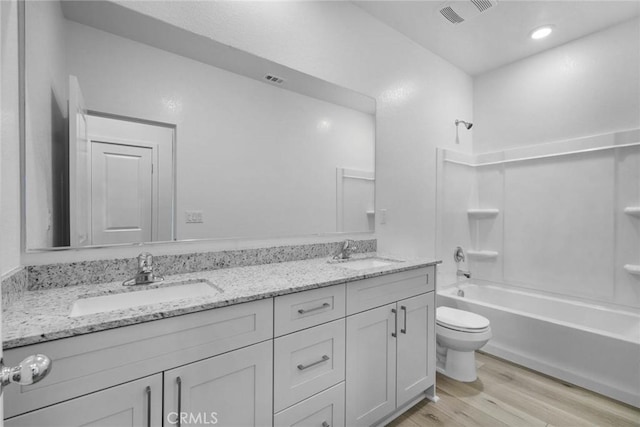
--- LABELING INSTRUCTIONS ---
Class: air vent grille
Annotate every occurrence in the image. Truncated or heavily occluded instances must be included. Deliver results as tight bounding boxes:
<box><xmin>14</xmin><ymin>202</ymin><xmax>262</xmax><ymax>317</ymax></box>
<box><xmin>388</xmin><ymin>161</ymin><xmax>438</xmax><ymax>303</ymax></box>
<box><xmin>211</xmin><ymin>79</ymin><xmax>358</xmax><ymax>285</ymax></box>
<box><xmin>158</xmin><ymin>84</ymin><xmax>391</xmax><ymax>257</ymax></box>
<box><xmin>471</xmin><ymin>0</ymin><xmax>493</xmax><ymax>12</ymax></box>
<box><xmin>264</xmin><ymin>74</ymin><xmax>284</xmax><ymax>85</ymax></box>
<box><xmin>440</xmin><ymin>6</ymin><xmax>465</xmax><ymax>24</ymax></box>
<box><xmin>438</xmin><ymin>0</ymin><xmax>498</xmax><ymax>25</ymax></box>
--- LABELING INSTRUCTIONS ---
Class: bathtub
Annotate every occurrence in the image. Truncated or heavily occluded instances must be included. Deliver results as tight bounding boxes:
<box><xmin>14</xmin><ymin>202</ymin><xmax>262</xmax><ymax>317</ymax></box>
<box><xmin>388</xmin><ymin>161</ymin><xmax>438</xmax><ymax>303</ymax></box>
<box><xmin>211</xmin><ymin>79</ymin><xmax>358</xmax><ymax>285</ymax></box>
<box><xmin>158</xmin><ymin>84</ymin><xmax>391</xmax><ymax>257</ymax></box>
<box><xmin>437</xmin><ymin>282</ymin><xmax>640</xmax><ymax>408</ymax></box>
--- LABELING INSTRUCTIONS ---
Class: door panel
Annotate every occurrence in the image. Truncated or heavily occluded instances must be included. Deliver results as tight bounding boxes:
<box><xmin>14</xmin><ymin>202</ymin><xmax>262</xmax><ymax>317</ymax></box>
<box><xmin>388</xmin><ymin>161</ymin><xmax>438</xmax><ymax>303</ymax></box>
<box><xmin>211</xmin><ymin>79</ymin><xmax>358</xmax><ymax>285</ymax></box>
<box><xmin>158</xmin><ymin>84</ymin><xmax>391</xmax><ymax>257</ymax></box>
<box><xmin>396</xmin><ymin>292</ymin><xmax>434</xmax><ymax>407</ymax></box>
<box><xmin>163</xmin><ymin>341</ymin><xmax>272</xmax><ymax>427</ymax></box>
<box><xmin>346</xmin><ymin>303</ymin><xmax>397</xmax><ymax>426</ymax></box>
<box><xmin>91</xmin><ymin>142</ymin><xmax>153</xmax><ymax>244</ymax></box>
<box><xmin>4</xmin><ymin>374</ymin><xmax>162</xmax><ymax>427</ymax></box>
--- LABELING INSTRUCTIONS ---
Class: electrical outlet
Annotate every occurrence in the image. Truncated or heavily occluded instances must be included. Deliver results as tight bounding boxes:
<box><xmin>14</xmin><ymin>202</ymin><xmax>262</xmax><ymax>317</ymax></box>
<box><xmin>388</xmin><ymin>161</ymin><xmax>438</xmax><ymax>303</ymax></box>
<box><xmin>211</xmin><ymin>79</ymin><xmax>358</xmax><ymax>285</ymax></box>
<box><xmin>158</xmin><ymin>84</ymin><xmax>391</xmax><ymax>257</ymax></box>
<box><xmin>379</xmin><ymin>209</ymin><xmax>387</xmax><ymax>224</ymax></box>
<box><xmin>185</xmin><ymin>210</ymin><xmax>204</xmax><ymax>223</ymax></box>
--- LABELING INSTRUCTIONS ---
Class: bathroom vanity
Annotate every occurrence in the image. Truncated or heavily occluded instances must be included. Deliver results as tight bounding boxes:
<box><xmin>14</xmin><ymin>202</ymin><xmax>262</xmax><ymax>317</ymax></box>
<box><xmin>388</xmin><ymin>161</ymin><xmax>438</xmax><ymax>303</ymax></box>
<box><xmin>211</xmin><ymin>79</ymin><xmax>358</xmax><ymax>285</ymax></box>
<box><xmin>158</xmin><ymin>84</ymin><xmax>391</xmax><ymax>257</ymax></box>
<box><xmin>2</xmin><ymin>255</ymin><xmax>437</xmax><ymax>427</ymax></box>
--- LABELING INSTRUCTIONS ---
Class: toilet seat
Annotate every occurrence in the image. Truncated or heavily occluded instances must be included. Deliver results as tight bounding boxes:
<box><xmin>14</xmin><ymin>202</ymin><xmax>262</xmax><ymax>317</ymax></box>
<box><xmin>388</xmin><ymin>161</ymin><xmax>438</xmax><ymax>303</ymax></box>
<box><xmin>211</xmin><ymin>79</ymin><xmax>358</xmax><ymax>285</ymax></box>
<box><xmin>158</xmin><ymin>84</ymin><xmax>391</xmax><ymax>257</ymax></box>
<box><xmin>436</xmin><ymin>306</ymin><xmax>490</xmax><ymax>333</ymax></box>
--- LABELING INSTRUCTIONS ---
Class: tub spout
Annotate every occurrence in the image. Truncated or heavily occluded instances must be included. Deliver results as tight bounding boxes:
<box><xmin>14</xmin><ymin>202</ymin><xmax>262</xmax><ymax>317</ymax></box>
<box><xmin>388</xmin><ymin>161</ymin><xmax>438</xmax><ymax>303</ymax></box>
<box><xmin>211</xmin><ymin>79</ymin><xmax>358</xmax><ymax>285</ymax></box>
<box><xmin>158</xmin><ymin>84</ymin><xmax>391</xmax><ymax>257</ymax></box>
<box><xmin>456</xmin><ymin>269</ymin><xmax>471</xmax><ymax>279</ymax></box>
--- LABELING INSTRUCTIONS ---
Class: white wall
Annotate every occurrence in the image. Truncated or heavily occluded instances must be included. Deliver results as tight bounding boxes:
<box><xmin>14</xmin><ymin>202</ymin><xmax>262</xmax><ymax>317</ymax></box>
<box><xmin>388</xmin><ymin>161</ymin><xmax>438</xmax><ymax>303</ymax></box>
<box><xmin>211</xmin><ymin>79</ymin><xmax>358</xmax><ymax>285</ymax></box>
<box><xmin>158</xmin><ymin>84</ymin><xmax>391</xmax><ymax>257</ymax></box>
<box><xmin>1</xmin><ymin>0</ymin><xmax>21</xmax><ymax>276</ymax></box>
<box><xmin>64</xmin><ymin>20</ymin><xmax>374</xmax><ymax>241</ymax></box>
<box><xmin>474</xmin><ymin>18</ymin><xmax>640</xmax><ymax>153</ymax></box>
<box><xmin>114</xmin><ymin>0</ymin><xmax>474</xmax><ymax>260</ymax></box>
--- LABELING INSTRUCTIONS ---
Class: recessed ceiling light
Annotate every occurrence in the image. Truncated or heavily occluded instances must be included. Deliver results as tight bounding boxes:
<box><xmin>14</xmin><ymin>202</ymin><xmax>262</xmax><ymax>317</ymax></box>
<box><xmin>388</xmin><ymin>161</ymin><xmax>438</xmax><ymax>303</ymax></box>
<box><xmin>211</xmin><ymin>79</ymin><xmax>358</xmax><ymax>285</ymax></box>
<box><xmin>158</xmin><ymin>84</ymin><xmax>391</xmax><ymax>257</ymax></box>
<box><xmin>530</xmin><ymin>25</ymin><xmax>554</xmax><ymax>40</ymax></box>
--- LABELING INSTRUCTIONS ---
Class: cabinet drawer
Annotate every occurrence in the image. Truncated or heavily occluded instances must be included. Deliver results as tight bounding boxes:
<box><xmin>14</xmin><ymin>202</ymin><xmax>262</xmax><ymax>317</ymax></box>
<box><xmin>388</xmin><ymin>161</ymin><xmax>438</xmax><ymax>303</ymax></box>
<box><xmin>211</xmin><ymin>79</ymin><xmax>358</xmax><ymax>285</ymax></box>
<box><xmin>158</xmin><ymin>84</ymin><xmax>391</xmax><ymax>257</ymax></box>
<box><xmin>346</xmin><ymin>266</ymin><xmax>434</xmax><ymax>315</ymax></box>
<box><xmin>274</xmin><ymin>284</ymin><xmax>346</xmax><ymax>336</ymax></box>
<box><xmin>274</xmin><ymin>319</ymin><xmax>346</xmax><ymax>412</ymax></box>
<box><xmin>3</xmin><ymin>298</ymin><xmax>273</xmax><ymax>418</ymax></box>
<box><xmin>274</xmin><ymin>382</ymin><xmax>345</xmax><ymax>427</ymax></box>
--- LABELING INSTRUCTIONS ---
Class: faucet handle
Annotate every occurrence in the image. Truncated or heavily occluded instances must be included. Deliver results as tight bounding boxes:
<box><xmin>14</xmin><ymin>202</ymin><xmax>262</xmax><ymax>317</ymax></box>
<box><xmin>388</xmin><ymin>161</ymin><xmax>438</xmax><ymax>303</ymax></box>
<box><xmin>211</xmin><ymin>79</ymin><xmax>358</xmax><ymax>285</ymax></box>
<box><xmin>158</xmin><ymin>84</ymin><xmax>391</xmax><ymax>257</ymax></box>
<box><xmin>137</xmin><ymin>252</ymin><xmax>153</xmax><ymax>273</ymax></box>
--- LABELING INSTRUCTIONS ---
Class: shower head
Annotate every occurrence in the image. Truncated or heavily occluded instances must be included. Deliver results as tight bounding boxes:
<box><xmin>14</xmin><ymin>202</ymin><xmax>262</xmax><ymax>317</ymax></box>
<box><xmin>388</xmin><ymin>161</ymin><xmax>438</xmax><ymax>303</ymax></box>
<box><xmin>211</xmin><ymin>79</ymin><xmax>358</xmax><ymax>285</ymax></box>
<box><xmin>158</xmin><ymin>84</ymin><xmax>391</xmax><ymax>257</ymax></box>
<box><xmin>455</xmin><ymin>119</ymin><xmax>473</xmax><ymax>130</ymax></box>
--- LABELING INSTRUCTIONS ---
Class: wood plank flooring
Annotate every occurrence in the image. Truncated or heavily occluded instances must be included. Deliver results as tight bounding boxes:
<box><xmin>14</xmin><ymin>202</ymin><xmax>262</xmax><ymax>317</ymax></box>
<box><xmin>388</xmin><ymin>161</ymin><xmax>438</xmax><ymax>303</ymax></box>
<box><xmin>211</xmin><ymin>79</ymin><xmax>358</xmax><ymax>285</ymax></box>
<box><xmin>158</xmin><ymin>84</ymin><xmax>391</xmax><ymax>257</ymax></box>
<box><xmin>389</xmin><ymin>352</ymin><xmax>640</xmax><ymax>427</ymax></box>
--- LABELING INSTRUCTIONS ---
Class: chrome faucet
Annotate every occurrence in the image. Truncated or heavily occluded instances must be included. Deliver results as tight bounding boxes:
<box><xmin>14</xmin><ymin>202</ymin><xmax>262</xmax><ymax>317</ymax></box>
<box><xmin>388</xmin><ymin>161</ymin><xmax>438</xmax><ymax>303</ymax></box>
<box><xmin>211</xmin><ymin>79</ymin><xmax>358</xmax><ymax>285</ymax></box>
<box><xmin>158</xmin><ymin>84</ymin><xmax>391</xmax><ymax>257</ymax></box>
<box><xmin>456</xmin><ymin>269</ymin><xmax>471</xmax><ymax>279</ymax></box>
<box><xmin>123</xmin><ymin>252</ymin><xmax>164</xmax><ymax>286</ymax></box>
<box><xmin>333</xmin><ymin>239</ymin><xmax>357</xmax><ymax>260</ymax></box>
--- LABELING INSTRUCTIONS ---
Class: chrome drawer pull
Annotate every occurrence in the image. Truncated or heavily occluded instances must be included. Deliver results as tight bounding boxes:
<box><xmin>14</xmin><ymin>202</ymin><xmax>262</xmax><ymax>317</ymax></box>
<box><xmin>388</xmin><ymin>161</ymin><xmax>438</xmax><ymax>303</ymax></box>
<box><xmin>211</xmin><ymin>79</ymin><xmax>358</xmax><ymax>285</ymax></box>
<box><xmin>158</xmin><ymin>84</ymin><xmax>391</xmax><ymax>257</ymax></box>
<box><xmin>145</xmin><ymin>386</ymin><xmax>151</xmax><ymax>427</ymax></box>
<box><xmin>322</xmin><ymin>422</ymin><xmax>330</xmax><ymax>427</ymax></box>
<box><xmin>297</xmin><ymin>355</ymin><xmax>330</xmax><ymax>370</ymax></box>
<box><xmin>176</xmin><ymin>377</ymin><xmax>182</xmax><ymax>427</ymax></box>
<box><xmin>401</xmin><ymin>305</ymin><xmax>407</xmax><ymax>334</ymax></box>
<box><xmin>298</xmin><ymin>302</ymin><xmax>330</xmax><ymax>314</ymax></box>
<box><xmin>391</xmin><ymin>308</ymin><xmax>397</xmax><ymax>338</ymax></box>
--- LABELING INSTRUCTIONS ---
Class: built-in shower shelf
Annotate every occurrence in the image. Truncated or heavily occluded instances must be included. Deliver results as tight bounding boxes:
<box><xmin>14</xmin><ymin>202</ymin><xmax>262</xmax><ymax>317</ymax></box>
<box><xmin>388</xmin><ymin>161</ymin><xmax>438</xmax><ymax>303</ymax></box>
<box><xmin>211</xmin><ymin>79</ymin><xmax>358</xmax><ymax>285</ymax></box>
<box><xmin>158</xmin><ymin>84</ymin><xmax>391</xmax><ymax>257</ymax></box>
<box><xmin>467</xmin><ymin>209</ymin><xmax>499</xmax><ymax>219</ymax></box>
<box><xmin>624</xmin><ymin>207</ymin><xmax>640</xmax><ymax>217</ymax></box>
<box><xmin>624</xmin><ymin>265</ymin><xmax>640</xmax><ymax>276</ymax></box>
<box><xmin>467</xmin><ymin>250</ymin><xmax>499</xmax><ymax>260</ymax></box>
<box><xmin>366</xmin><ymin>210</ymin><xmax>375</xmax><ymax>215</ymax></box>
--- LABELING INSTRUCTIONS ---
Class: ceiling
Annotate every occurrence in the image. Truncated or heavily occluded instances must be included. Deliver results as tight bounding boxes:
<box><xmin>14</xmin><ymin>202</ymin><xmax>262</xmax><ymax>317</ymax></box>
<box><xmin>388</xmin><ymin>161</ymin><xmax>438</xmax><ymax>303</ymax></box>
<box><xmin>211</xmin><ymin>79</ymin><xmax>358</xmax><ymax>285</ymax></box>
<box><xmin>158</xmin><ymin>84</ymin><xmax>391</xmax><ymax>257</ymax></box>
<box><xmin>354</xmin><ymin>1</ymin><xmax>640</xmax><ymax>76</ymax></box>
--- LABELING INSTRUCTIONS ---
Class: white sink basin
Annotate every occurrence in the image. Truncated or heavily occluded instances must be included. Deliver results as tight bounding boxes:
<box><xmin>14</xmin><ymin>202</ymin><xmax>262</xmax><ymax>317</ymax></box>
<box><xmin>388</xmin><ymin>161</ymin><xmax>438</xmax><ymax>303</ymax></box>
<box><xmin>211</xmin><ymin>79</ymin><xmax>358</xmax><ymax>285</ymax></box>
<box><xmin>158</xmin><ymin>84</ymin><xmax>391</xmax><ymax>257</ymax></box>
<box><xmin>69</xmin><ymin>281</ymin><xmax>220</xmax><ymax>317</ymax></box>
<box><xmin>335</xmin><ymin>257</ymin><xmax>401</xmax><ymax>270</ymax></box>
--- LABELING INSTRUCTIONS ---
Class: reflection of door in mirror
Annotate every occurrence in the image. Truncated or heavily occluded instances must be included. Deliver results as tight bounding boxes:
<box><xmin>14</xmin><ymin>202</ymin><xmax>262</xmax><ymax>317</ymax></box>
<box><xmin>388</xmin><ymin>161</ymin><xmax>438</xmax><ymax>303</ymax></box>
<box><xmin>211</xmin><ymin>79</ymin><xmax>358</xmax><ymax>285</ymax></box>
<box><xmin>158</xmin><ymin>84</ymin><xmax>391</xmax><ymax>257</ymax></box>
<box><xmin>66</xmin><ymin>109</ymin><xmax>176</xmax><ymax>247</ymax></box>
<box><xmin>83</xmin><ymin>115</ymin><xmax>175</xmax><ymax>246</ymax></box>
<box><xmin>68</xmin><ymin>75</ymin><xmax>90</xmax><ymax>247</ymax></box>
<box><xmin>90</xmin><ymin>142</ymin><xmax>153</xmax><ymax>245</ymax></box>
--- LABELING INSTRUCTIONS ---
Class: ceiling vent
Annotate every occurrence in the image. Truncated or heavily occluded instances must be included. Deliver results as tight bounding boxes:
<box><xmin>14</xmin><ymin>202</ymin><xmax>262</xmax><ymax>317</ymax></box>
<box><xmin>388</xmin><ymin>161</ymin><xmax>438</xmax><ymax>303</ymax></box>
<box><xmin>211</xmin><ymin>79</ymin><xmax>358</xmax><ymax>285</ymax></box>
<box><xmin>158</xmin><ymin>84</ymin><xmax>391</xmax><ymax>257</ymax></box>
<box><xmin>264</xmin><ymin>74</ymin><xmax>285</xmax><ymax>85</ymax></box>
<box><xmin>438</xmin><ymin>0</ymin><xmax>498</xmax><ymax>24</ymax></box>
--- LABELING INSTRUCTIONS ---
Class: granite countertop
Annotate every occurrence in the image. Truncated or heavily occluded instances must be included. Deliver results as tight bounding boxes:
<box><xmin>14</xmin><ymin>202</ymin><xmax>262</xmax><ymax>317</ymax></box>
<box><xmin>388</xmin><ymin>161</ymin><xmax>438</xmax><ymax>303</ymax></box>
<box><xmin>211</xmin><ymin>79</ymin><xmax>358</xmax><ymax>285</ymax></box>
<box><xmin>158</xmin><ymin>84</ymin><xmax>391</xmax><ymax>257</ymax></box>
<box><xmin>3</xmin><ymin>253</ymin><xmax>438</xmax><ymax>350</ymax></box>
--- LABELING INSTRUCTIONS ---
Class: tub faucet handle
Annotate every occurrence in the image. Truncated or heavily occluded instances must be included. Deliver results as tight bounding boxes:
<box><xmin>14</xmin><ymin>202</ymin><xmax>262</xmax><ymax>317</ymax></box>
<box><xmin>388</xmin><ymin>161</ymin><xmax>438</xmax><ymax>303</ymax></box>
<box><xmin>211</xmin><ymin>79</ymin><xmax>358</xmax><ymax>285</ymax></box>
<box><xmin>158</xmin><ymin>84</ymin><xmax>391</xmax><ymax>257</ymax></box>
<box><xmin>454</xmin><ymin>246</ymin><xmax>466</xmax><ymax>263</ymax></box>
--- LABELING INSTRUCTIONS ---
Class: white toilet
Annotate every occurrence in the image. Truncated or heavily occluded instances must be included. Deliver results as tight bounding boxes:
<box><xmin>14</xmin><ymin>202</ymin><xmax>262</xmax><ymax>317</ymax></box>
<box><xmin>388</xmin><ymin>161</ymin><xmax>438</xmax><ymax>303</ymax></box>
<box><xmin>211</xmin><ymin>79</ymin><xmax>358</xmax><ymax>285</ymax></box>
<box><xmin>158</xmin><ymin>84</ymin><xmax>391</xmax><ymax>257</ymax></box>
<box><xmin>436</xmin><ymin>306</ymin><xmax>492</xmax><ymax>382</ymax></box>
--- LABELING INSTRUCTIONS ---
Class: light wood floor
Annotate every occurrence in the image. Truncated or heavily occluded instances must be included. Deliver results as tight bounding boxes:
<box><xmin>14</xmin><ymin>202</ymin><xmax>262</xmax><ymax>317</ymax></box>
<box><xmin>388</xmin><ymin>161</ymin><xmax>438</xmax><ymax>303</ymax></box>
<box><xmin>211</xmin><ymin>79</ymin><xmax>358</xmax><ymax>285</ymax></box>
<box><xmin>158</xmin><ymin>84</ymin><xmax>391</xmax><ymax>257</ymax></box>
<box><xmin>390</xmin><ymin>352</ymin><xmax>640</xmax><ymax>427</ymax></box>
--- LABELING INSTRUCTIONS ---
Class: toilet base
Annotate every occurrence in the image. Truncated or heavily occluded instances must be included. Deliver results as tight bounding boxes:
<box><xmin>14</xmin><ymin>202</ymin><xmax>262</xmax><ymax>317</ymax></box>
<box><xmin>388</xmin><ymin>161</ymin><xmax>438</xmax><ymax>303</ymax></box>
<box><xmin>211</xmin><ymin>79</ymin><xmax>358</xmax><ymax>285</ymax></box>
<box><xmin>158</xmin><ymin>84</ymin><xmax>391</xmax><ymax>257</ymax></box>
<box><xmin>436</xmin><ymin>344</ymin><xmax>479</xmax><ymax>382</ymax></box>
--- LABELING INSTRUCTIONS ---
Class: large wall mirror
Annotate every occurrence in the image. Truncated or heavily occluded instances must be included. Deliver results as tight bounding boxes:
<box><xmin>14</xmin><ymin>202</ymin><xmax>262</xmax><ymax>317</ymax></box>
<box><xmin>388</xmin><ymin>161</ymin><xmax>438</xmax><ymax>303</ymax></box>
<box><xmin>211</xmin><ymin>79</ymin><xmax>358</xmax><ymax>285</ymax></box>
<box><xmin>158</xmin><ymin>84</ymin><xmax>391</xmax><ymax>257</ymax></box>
<box><xmin>24</xmin><ymin>0</ymin><xmax>376</xmax><ymax>251</ymax></box>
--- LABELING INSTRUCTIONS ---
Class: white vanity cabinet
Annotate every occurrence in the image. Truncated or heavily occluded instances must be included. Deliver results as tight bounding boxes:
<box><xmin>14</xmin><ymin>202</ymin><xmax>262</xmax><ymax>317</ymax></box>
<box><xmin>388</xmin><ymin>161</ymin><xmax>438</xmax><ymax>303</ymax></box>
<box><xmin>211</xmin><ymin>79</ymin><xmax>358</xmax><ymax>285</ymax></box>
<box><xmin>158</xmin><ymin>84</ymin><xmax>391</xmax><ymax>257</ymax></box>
<box><xmin>3</xmin><ymin>264</ymin><xmax>436</xmax><ymax>427</ymax></box>
<box><xmin>3</xmin><ymin>298</ymin><xmax>274</xmax><ymax>425</ymax></box>
<box><xmin>345</xmin><ymin>269</ymin><xmax>435</xmax><ymax>426</ymax></box>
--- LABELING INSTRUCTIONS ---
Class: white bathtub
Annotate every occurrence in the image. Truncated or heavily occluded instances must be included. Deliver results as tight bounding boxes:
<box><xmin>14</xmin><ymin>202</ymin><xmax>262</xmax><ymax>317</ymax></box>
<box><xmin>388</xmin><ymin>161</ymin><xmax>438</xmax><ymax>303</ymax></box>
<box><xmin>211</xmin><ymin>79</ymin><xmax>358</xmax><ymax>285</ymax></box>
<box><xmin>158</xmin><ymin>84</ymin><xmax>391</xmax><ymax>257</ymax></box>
<box><xmin>437</xmin><ymin>282</ymin><xmax>640</xmax><ymax>408</ymax></box>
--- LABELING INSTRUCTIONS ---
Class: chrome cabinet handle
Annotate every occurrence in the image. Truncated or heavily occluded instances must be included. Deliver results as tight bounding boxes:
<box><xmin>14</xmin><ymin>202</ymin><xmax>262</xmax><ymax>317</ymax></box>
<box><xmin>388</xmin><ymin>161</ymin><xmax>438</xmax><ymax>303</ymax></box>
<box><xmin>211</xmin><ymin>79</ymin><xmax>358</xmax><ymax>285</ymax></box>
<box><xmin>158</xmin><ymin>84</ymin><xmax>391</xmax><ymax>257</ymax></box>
<box><xmin>401</xmin><ymin>305</ymin><xmax>407</xmax><ymax>334</ymax></box>
<box><xmin>297</xmin><ymin>355</ymin><xmax>330</xmax><ymax>370</ymax></box>
<box><xmin>391</xmin><ymin>308</ymin><xmax>397</xmax><ymax>338</ymax></box>
<box><xmin>322</xmin><ymin>422</ymin><xmax>330</xmax><ymax>427</ymax></box>
<box><xmin>176</xmin><ymin>376</ymin><xmax>182</xmax><ymax>427</ymax></box>
<box><xmin>298</xmin><ymin>302</ymin><xmax>330</xmax><ymax>314</ymax></box>
<box><xmin>0</xmin><ymin>354</ymin><xmax>52</xmax><ymax>395</ymax></box>
<box><xmin>145</xmin><ymin>386</ymin><xmax>151</xmax><ymax>427</ymax></box>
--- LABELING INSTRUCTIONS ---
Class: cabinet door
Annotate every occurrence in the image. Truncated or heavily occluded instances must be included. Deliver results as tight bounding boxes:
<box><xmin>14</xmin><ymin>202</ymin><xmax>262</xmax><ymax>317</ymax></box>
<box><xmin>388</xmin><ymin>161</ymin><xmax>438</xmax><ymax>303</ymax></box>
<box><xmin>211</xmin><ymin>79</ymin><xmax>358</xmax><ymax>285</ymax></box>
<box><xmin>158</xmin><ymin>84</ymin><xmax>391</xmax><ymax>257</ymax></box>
<box><xmin>396</xmin><ymin>292</ymin><xmax>435</xmax><ymax>407</ymax></box>
<box><xmin>164</xmin><ymin>340</ymin><xmax>272</xmax><ymax>427</ymax></box>
<box><xmin>346</xmin><ymin>303</ymin><xmax>397</xmax><ymax>426</ymax></box>
<box><xmin>5</xmin><ymin>374</ymin><xmax>162</xmax><ymax>427</ymax></box>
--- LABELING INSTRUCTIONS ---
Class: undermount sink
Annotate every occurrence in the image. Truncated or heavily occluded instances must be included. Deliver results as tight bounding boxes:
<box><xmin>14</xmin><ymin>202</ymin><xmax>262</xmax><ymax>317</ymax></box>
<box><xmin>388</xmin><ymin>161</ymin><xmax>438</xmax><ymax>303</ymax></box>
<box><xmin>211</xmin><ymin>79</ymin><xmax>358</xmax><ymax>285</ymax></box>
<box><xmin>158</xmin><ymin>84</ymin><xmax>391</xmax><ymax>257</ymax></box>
<box><xmin>332</xmin><ymin>257</ymin><xmax>401</xmax><ymax>270</ymax></box>
<box><xmin>69</xmin><ymin>280</ymin><xmax>220</xmax><ymax>317</ymax></box>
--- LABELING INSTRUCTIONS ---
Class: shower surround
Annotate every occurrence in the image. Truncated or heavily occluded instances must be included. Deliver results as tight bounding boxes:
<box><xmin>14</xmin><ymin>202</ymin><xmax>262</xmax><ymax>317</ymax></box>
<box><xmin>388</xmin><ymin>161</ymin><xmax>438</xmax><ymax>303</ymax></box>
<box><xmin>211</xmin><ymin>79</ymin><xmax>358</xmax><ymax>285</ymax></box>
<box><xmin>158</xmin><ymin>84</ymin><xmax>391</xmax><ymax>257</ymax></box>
<box><xmin>436</xmin><ymin>128</ymin><xmax>640</xmax><ymax>405</ymax></box>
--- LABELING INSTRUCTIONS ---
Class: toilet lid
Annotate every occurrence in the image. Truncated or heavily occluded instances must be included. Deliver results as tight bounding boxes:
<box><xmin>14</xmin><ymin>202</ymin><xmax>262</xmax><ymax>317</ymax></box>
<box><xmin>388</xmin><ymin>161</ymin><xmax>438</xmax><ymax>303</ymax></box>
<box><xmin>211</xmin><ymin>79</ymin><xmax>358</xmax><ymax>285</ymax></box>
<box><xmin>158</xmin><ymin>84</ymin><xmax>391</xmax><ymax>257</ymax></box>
<box><xmin>436</xmin><ymin>306</ymin><xmax>490</xmax><ymax>331</ymax></box>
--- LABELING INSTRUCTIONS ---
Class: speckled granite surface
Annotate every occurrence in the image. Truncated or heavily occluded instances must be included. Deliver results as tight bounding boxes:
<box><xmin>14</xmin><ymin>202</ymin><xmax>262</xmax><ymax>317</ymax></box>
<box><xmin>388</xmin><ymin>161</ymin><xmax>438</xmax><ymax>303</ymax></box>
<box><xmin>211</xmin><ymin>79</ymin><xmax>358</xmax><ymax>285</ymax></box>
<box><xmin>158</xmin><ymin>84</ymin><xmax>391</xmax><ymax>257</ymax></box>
<box><xmin>2</xmin><ymin>268</ymin><xmax>28</xmax><ymax>311</ymax></box>
<box><xmin>26</xmin><ymin>239</ymin><xmax>377</xmax><ymax>290</ymax></box>
<box><xmin>4</xmin><ymin>253</ymin><xmax>437</xmax><ymax>349</ymax></box>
